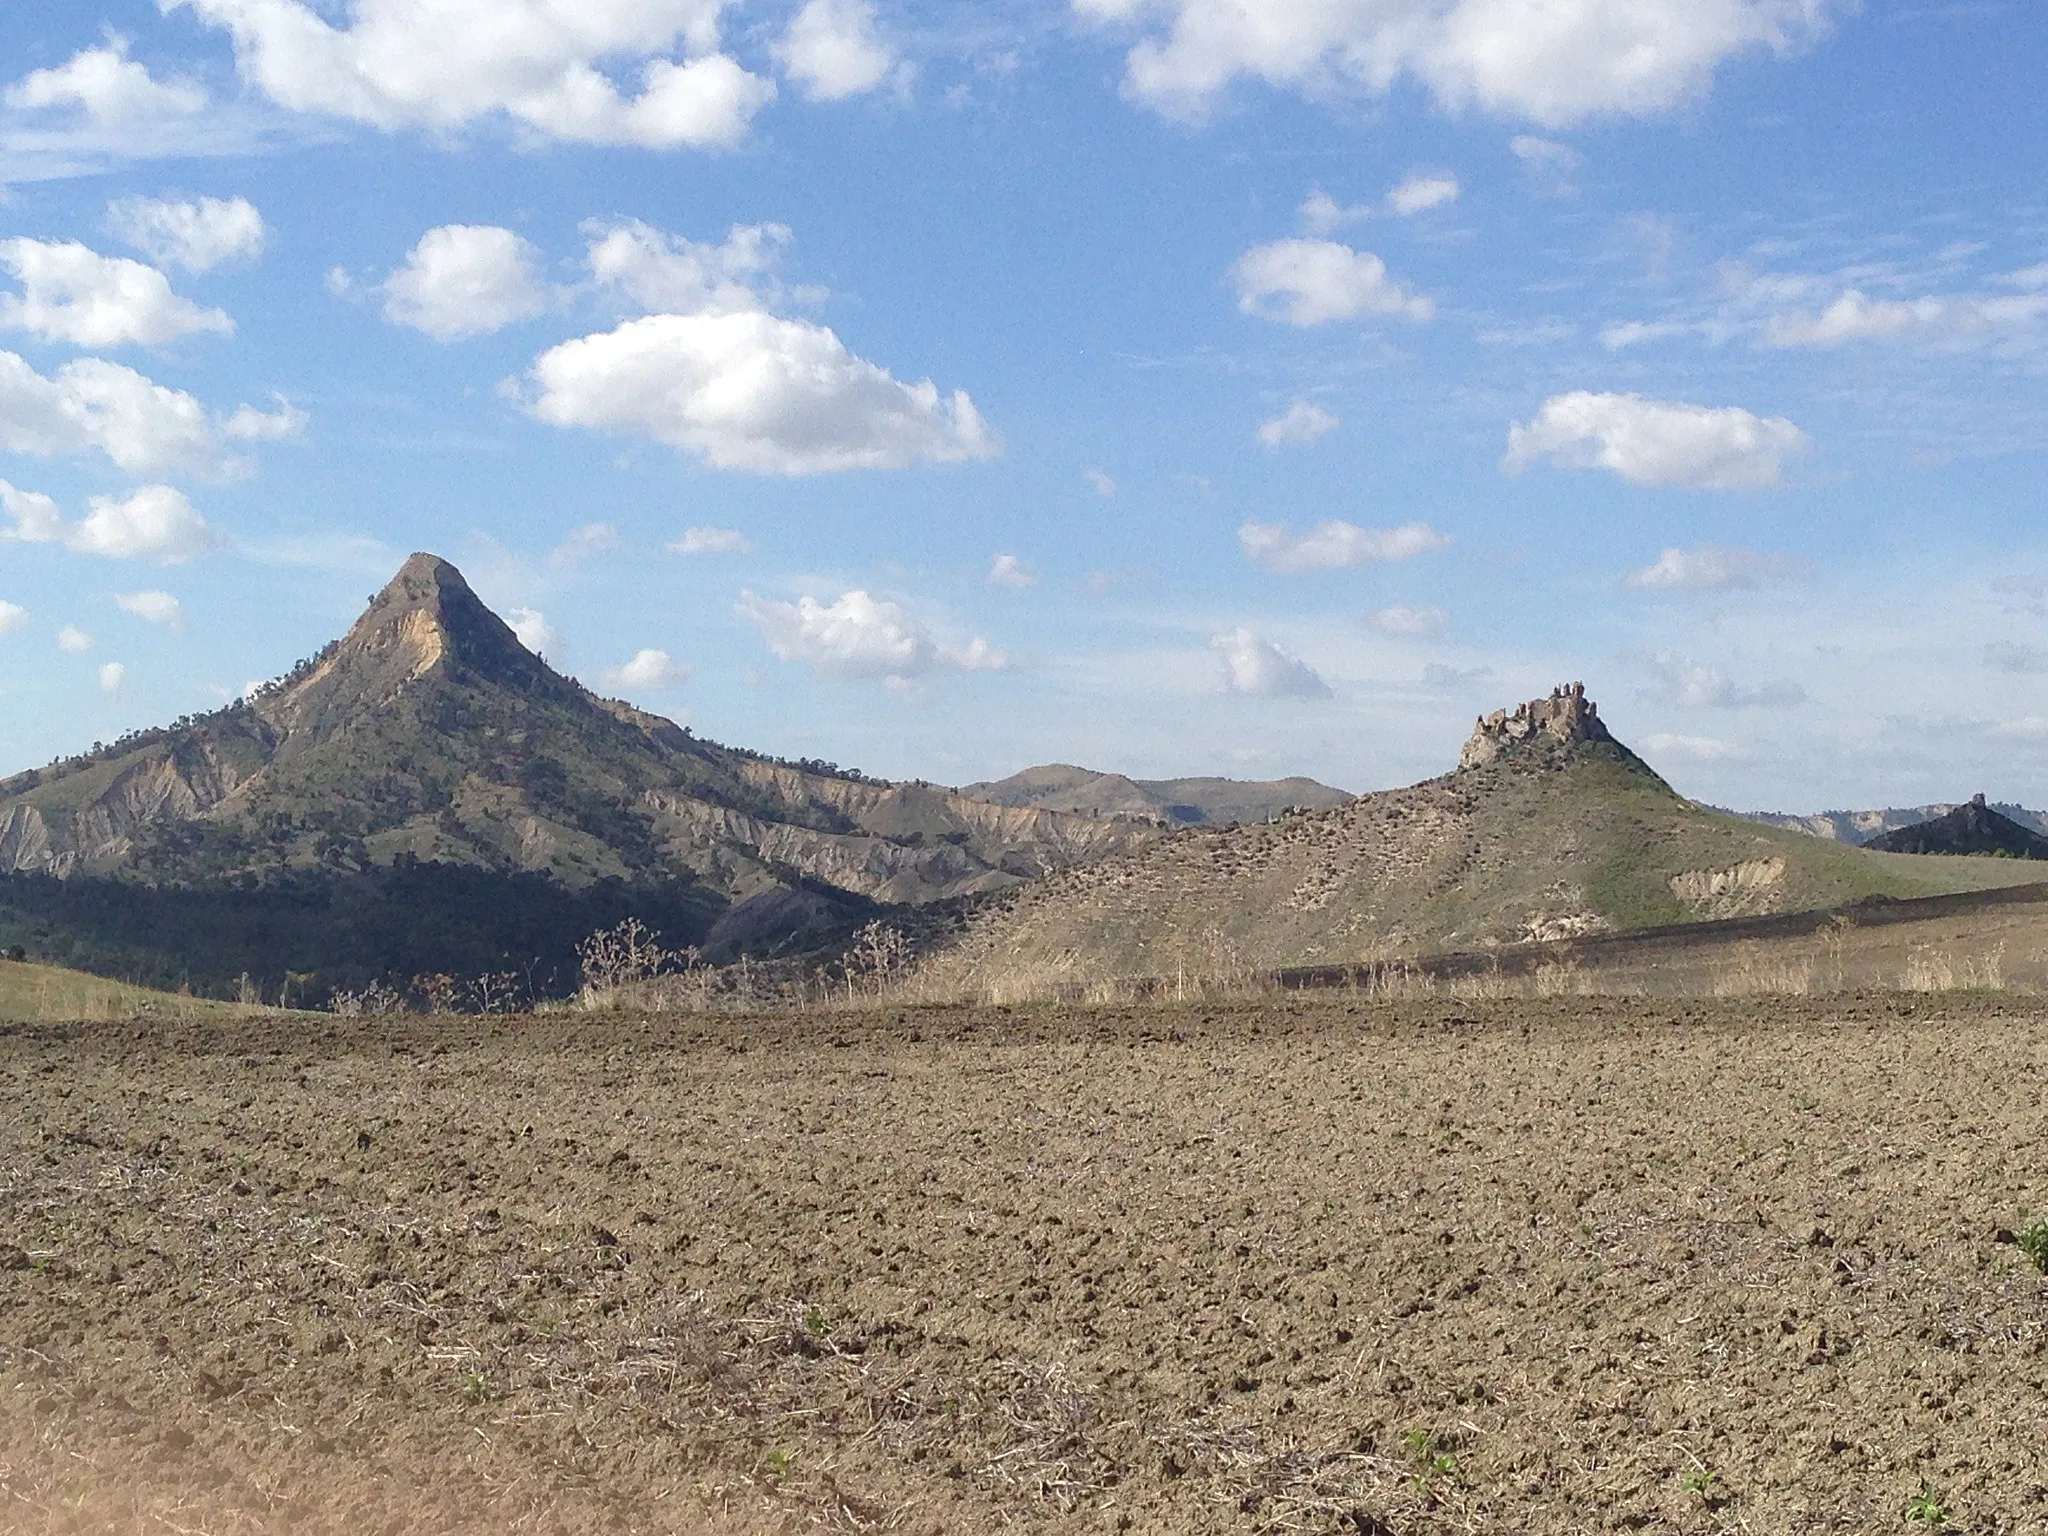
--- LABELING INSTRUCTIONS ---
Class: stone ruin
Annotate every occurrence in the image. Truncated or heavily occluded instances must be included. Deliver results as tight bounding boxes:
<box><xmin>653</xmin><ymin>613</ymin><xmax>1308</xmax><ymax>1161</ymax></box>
<box><xmin>1459</xmin><ymin>682</ymin><xmax>1615</xmax><ymax>770</ymax></box>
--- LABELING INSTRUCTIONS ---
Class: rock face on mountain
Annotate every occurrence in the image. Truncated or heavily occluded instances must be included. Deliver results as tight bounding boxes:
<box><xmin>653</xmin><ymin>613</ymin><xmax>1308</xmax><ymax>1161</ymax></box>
<box><xmin>958</xmin><ymin>763</ymin><xmax>1352</xmax><ymax>826</ymax></box>
<box><xmin>917</xmin><ymin>685</ymin><xmax>2043</xmax><ymax>995</ymax></box>
<box><xmin>1864</xmin><ymin>795</ymin><xmax>2048</xmax><ymax>859</ymax></box>
<box><xmin>0</xmin><ymin>555</ymin><xmax>1160</xmax><ymax>954</ymax></box>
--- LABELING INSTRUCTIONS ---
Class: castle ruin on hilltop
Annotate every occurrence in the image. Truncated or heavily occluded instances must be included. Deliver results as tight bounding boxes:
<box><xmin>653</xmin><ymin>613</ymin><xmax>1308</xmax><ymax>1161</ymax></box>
<box><xmin>1459</xmin><ymin>682</ymin><xmax>1616</xmax><ymax>769</ymax></box>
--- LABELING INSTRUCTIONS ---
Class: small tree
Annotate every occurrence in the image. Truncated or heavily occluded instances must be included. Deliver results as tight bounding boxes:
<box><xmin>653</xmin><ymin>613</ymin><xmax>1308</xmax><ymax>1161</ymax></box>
<box><xmin>577</xmin><ymin>918</ymin><xmax>672</xmax><ymax>1007</ymax></box>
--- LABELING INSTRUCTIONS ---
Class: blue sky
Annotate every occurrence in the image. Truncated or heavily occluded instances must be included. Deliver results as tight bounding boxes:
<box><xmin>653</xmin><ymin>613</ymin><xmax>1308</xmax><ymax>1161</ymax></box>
<box><xmin>1</xmin><ymin>0</ymin><xmax>2045</xmax><ymax>812</ymax></box>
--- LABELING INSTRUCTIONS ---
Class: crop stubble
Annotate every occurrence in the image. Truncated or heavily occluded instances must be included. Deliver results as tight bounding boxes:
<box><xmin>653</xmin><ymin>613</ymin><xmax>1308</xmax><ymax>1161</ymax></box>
<box><xmin>1</xmin><ymin>997</ymin><xmax>2045</xmax><ymax>1533</ymax></box>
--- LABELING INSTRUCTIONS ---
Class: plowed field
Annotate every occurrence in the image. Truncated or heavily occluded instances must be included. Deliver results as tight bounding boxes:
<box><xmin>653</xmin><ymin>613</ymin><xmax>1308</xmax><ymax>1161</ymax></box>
<box><xmin>3</xmin><ymin>997</ymin><xmax>2045</xmax><ymax>1533</ymax></box>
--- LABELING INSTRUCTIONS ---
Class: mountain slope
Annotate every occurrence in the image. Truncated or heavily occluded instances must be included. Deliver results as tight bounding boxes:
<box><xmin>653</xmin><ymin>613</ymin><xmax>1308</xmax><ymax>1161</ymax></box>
<box><xmin>958</xmin><ymin>763</ymin><xmax>1353</xmax><ymax>825</ymax></box>
<box><xmin>1736</xmin><ymin>801</ymin><xmax>2048</xmax><ymax>843</ymax></box>
<box><xmin>919</xmin><ymin>684</ymin><xmax>2044</xmax><ymax>992</ymax></box>
<box><xmin>0</xmin><ymin>555</ymin><xmax>1159</xmax><ymax>979</ymax></box>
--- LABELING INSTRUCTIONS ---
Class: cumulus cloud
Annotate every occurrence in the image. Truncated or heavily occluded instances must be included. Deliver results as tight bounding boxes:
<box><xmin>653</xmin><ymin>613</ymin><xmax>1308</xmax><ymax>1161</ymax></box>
<box><xmin>382</xmin><ymin>225</ymin><xmax>552</xmax><ymax>341</ymax></box>
<box><xmin>1</xmin><ymin>480</ymin><xmax>222</xmax><ymax>563</ymax></box>
<box><xmin>1504</xmin><ymin>391</ymin><xmax>1808</xmax><ymax>490</ymax></box>
<box><xmin>171</xmin><ymin>0</ymin><xmax>775</xmax><ymax>149</ymax></box>
<box><xmin>585</xmin><ymin>219</ymin><xmax>788</xmax><ymax>315</ymax></box>
<box><xmin>57</xmin><ymin>625</ymin><xmax>93</xmax><ymax>653</ymax></box>
<box><xmin>0</xmin><ymin>600</ymin><xmax>27</xmax><ymax>635</ymax></box>
<box><xmin>1510</xmin><ymin>134</ymin><xmax>1582</xmax><ymax>175</ymax></box>
<box><xmin>1075</xmin><ymin>0</ymin><xmax>1838</xmax><ymax>126</ymax></box>
<box><xmin>1299</xmin><ymin>189</ymin><xmax>1371</xmax><ymax>235</ymax></box>
<box><xmin>98</xmin><ymin>661</ymin><xmax>126</xmax><ymax>691</ymax></box>
<box><xmin>548</xmin><ymin>522</ymin><xmax>621</xmax><ymax>570</ymax></box>
<box><xmin>507</xmin><ymin>606</ymin><xmax>560</xmax><ymax>657</ymax></box>
<box><xmin>1257</xmin><ymin>399</ymin><xmax>1339</xmax><ymax>447</ymax></box>
<box><xmin>0</xmin><ymin>349</ymin><xmax>270</xmax><ymax>477</ymax></box>
<box><xmin>106</xmin><ymin>195</ymin><xmax>266</xmax><ymax>272</ymax></box>
<box><xmin>6</xmin><ymin>42</ymin><xmax>207</xmax><ymax>124</ymax></box>
<box><xmin>1386</xmin><ymin>173</ymin><xmax>1458</xmax><ymax>215</ymax></box>
<box><xmin>1233</xmin><ymin>239</ymin><xmax>1432</xmax><ymax>326</ymax></box>
<box><xmin>987</xmin><ymin>553</ymin><xmax>1035</xmax><ymax>588</ymax></box>
<box><xmin>602</xmin><ymin>648</ymin><xmax>688</xmax><ymax>689</ymax></box>
<box><xmin>0</xmin><ymin>238</ymin><xmax>233</xmax><ymax>349</ymax></box>
<box><xmin>1626</xmin><ymin>545</ymin><xmax>1806</xmax><ymax>591</ymax></box>
<box><xmin>736</xmin><ymin>588</ymin><xmax>1007</xmax><ymax>685</ymax></box>
<box><xmin>528</xmin><ymin>310</ymin><xmax>995</xmax><ymax>474</ymax></box>
<box><xmin>775</xmin><ymin>0</ymin><xmax>897</xmax><ymax>101</ymax></box>
<box><xmin>114</xmin><ymin>589</ymin><xmax>186</xmax><ymax>629</ymax></box>
<box><xmin>669</xmin><ymin>525</ymin><xmax>753</xmax><ymax>555</ymax></box>
<box><xmin>1239</xmin><ymin>519</ymin><xmax>1449</xmax><ymax>573</ymax></box>
<box><xmin>1211</xmin><ymin>627</ymin><xmax>1331</xmax><ymax>700</ymax></box>
<box><xmin>1367</xmin><ymin>603</ymin><xmax>1446</xmax><ymax>635</ymax></box>
<box><xmin>1085</xmin><ymin>468</ymin><xmax>1117</xmax><ymax>496</ymax></box>
<box><xmin>533</xmin><ymin>217</ymin><xmax>998</xmax><ymax>475</ymax></box>
<box><xmin>1649</xmin><ymin>652</ymin><xmax>1805</xmax><ymax>710</ymax></box>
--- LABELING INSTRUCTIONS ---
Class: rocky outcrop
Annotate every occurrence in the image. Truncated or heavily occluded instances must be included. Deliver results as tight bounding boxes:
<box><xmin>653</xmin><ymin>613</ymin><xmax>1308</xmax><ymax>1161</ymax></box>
<box><xmin>1865</xmin><ymin>795</ymin><xmax>2048</xmax><ymax>859</ymax></box>
<box><xmin>1460</xmin><ymin>683</ymin><xmax>1615</xmax><ymax>769</ymax></box>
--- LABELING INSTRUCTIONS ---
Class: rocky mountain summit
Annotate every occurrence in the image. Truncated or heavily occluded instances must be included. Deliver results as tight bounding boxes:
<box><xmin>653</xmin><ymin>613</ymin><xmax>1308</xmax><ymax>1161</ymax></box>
<box><xmin>0</xmin><ymin>555</ymin><xmax>1160</xmax><ymax>981</ymax></box>
<box><xmin>1459</xmin><ymin>681</ymin><xmax>1614</xmax><ymax>768</ymax></box>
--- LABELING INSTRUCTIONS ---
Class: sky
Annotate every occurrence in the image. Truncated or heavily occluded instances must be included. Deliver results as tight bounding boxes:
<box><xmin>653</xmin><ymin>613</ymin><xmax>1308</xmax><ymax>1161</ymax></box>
<box><xmin>1</xmin><ymin>0</ymin><xmax>2045</xmax><ymax>813</ymax></box>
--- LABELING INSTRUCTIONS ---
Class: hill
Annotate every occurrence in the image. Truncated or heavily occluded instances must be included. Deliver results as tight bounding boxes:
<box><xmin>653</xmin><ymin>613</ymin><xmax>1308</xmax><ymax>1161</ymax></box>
<box><xmin>917</xmin><ymin>683</ymin><xmax>2045</xmax><ymax>995</ymax></box>
<box><xmin>958</xmin><ymin>763</ymin><xmax>1353</xmax><ymax>825</ymax></box>
<box><xmin>0</xmin><ymin>554</ymin><xmax>1158</xmax><ymax>997</ymax></box>
<box><xmin>1734</xmin><ymin>801</ymin><xmax>2048</xmax><ymax>843</ymax></box>
<box><xmin>1864</xmin><ymin>794</ymin><xmax>2048</xmax><ymax>858</ymax></box>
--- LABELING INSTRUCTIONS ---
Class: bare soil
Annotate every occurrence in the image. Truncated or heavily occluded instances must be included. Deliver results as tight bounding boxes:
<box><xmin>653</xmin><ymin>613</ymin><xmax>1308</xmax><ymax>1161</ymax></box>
<box><xmin>3</xmin><ymin>996</ymin><xmax>2046</xmax><ymax>1534</ymax></box>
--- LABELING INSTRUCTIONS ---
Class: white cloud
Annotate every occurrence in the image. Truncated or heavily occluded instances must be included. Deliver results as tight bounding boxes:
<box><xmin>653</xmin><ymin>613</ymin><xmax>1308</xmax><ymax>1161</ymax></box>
<box><xmin>1386</xmin><ymin>172</ymin><xmax>1458</xmax><ymax>215</ymax></box>
<box><xmin>736</xmin><ymin>588</ymin><xmax>1007</xmax><ymax>684</ymax></box>
<box><xmin>1626</xmin><ymin>545</ymin><xmax>1805</xmax><ymax>591</ymax></box>
<box><xmin>114</xmin><ymin>589</ymin><xmax>186</xmax><ymax>629</ymax></box>
<box><xmin>1510</xmin><ymin>134</ymin><xmax>1582</xmax><ymax>171</ymax></box>
<box><xmin>507</xmin><ymin>606</ymin><xmax>560</xmax><ymax>657</ymax></box>
<box><xmin>0</xmin><ymin>600</ymin><xmax>27</xmax><ymax>635</ymax></box>
<box><xmin>172</xmin><ymin>0</ymin><xmax>775</xmax><ymax>149</ymax></box>
<box><xmin>0</xmin><ymin>349</ymin><xmax>261</xmax><ymax>477</ymax></box>
<box><xmin>382</xmin><ymin>225</ymin><xmax>551</xmax><ymax>341</ymax></box>
<box><xmin>1504</xmin><ymin>391</ymin><xmax>1808</xmax><ymax>490</ymax></box>
<box><xmin>527</xmin><ymin>310</ymin><xmax>996</xmax><ymax>475</ymax></box>
<box><xmin>1650</xmin><ymin>652</ymin><xmax>1805</xmax><ymax>710</ymax></box>
<box><xmin>669</xmin><ymin>525</ymin><xmax>753</xmax><ymax>555</ymax></box>
<box><xmin>105</xmin><ymin>195</ymin><xmax>266</xmax><ymax>272</ymax></box>
<box><xmin>1211</xmin><ymin>626</ymin><xmax>1331</xmax><ymax>700</ymax></box>
<box><xmin>1257</xmin><ymin>399</ymin><xmax>1339</xmax><ymax>447</ymax></box>
<box><xmin>1233</xmin><ymin>239</ymin><xmax>1432</xmax><ymax>326</ymax></box>
<box><xmin>548</xmin><ymin>521</ymin><xmax>621</xmax><ymax>570</ymax></box>
<box><xmin>1367</xmin><ymin>603</ymin><xmax>1446</xmax><ymax>635</ymax></box>
<box><xmin>98</xmin><ymin>661</ymin><xmax>126</xmax><ymax>691</ymax></box>
<box><xmin>223</xmin><ymin>396</ymin><xmax>308</xmax><ymax>441</ymax></box>
<box><xmin>1983</xmin><ymin>642</ymin><xmax>2048</xmax><ymax>675</ymax></box>
<box><xmin>57</xmin><ymin>625</ymin><xmax>93</xmax><ymax>653</ymax></box>
<box><xmin>0</xmin><ymin>238</ymin><xmax>233</xmax><ymax>348</ymax></box>
<box><xmin>1299</xmin><ymin>189</ymin><xmax>1371</xmax><ymax>235</ymax></box>
<box><xmin>775</xmin><ymin>0</ymin><xmax>896</xmax><ymax>101</ymax></box>
<box><xmin>2</xmin><ymin>480</ymin><xmax>222</xmax><ymax>563</ymax></box>
<box><xmin>1645</xmin><ymin>731</ymin><xmax>1744</xmax><ymax>762</ymax></box>
<box><xmin>1085</xmin><ymin>467</ymin><xmax>1117</xmax><ymax>496</ymax></box>
<box><xmin>602</xmin><ymin>648</ymin><xmax>688</xmax><ymax>689</ymax></box>
<box><xmin>988</xmin><ymin>553</ymin><xmax>1035</xmax><ymax>588</ymax></box>
<box><xmin>585</xmin><ymin>219</ymin><xmax>788</xmax><ymax>315</ymax></box>
<box><xmin>1759</xmin><ymin>287</ymin><xmax>2048</xmax><ymax>350</ymax></box>
<box><xmin>1077</xmin><ymin>0</ymin><xmax>1837</xmax><ymax>126</ymax></box>
<box><xmin>1239</xmin><ymin>519</ymin><xmax>1449</xmax><ymax>573</ymax></box>
<box><xmin>6</xmin><ymin>42</ymin><xmax>207</xmax><ymax>124</ymax></box>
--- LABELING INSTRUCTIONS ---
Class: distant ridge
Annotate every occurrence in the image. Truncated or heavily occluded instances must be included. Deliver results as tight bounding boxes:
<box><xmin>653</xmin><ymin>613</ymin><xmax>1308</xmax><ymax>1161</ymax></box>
<box><xmin>959</xmin><ymin>763</ymin><xmax>1352</xmax><ymax>826</ymax></box>
<box><xmin>1734</xmin><ymin>801</ymin><xmax>2048</xmax><ymax>844</ymax></box>
<box><xmin>1864</xmin><ymin>795</ymin><xmax>2048</xmax><ymax>859</ymax></box>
